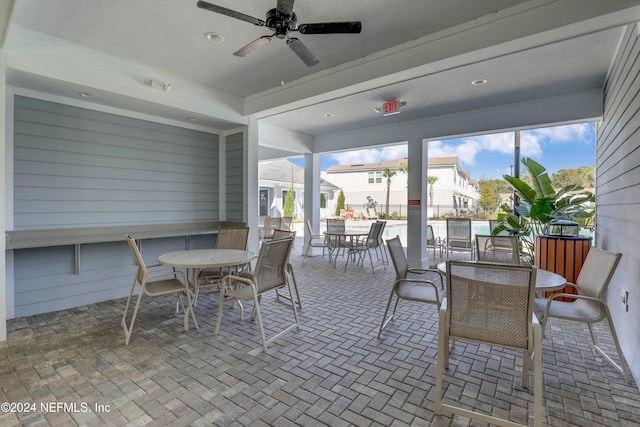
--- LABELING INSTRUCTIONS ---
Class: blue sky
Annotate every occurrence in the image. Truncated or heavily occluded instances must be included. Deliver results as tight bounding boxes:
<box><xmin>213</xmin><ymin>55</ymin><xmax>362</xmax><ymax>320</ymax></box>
<box><xmin>292</xmin><ymin>123</ymin><xmax>596</xmax><ymax>180</ymax></box>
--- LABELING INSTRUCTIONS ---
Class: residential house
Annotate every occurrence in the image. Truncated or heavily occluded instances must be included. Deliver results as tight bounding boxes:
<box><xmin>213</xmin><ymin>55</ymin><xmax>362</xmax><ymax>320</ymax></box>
<box><xmin>259</xmin><ymin>159</ymin><xmax>338</xmax><ymax>218</ymax></box>
<box><xmin>325</xmin><ymin>156</ymin><xmax>480</xmax><ymax>217</ymax></box>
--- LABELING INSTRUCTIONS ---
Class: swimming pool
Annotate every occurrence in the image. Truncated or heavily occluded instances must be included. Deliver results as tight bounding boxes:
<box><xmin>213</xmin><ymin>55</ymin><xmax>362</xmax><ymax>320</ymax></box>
<box><xmin>342</xmin><ymin>221</ymin><xmax>490</xmax><ymax>239</ymax></box>
<box><xmin>335</xmin><ymin>220</ymin><xmax>594</xmax><ymax>241</ymax></box>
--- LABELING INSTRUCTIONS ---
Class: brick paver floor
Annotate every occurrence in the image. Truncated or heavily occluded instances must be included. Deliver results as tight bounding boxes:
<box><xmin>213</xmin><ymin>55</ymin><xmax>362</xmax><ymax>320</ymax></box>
<box><xmin>1</xmin><ymin>236</ymin><xmax>638</xmax><ymax>426</ymax></box>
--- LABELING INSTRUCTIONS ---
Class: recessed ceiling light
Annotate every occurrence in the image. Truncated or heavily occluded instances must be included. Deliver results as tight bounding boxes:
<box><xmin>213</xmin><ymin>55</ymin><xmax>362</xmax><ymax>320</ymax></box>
<box><xmin>324</xmin><ymin>113</ymin><xmax>335</xmax><ymax>118</ymax></box>
<box><xmin>79</xmin><ymin>92</ymin><xmax>93</xmax><ymax>98</ymax></box>
<box><xmin>471</xmin><ymin>79</ymin><xmax>488</xmax><ymax>86</ymax></box>
<box><xmin>204</xmin><ymin>32</ymin><xmax>224</xmax><ymax>43</ymax></box>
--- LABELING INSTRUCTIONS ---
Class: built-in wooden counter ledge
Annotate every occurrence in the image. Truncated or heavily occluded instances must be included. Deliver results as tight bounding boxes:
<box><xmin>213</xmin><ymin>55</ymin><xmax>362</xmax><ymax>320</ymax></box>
<box><xmin>5</xmin><ymin>221</ymin><xmax>245</xmax><ymax>250</ymax></box>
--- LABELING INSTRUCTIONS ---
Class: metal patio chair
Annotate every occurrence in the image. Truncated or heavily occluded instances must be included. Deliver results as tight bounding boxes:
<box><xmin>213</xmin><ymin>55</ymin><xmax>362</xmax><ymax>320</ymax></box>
<box><xmin>533</xmin><ymin>247</ymin><xmax>629</xmax><ymax>381</ymax></box>
<box><xmin>214</xmin><ymin>237</ymin><xmax>299</xmax><ymax>352</ymax></box>
<box><xmin>435</xmin><ymin>260</ymin><xmax>542</xmax><ymax>427</ymax></box>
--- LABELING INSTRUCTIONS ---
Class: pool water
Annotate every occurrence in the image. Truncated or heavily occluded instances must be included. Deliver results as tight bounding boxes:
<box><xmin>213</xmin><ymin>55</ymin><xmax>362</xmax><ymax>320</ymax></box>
<box><xmin>343</xmin><ymin>220</ymin><xmax>594</xmax><ymax>241</ymax></box>
<box><xmin>344</xmin><ymin>221</ymin><xmax>490</xmax><ymax>239</ymax></box>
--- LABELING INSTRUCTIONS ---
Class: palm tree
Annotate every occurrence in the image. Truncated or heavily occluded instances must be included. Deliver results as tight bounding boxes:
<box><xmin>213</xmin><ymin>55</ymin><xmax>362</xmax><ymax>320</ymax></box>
<box><xmin>382</xmin><ymin>162</ymin><xmax>407</xmax><ymax>218</ymax></box>
<box><xmin>382</xmin><ymin>168</ymin><xmax>396</xmax><ymax>218</ymax></box>
<box><xmin>428</xmin><ymin>176</ymin><xmax>438</xmax><ymax>207</ymax></box>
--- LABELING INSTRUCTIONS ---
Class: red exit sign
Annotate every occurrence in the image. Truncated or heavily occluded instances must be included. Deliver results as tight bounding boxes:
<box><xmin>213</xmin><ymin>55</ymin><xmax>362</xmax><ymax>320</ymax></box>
<box><xmin>383</xmin><ymin>99</ymin><xmax>399</xmax><ymax>114</ymax></box>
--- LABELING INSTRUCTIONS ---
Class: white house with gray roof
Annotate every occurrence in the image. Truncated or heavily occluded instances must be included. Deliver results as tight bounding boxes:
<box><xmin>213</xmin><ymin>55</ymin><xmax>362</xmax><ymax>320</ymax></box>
<box><xmin>325</xmin><ymin>156</ymin><xmax>479</xmax><ymax>217</ymax></box>
<box><xmin>259</xmin><ymin>159</ymin><xmax>339</xmax><ymax>218</ymax></box>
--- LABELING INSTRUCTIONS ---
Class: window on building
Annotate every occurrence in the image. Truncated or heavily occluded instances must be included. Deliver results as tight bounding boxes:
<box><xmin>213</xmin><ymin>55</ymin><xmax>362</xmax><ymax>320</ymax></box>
<box><xmin>368</xmin><ymin>171</ymin><xmax>382</xmax><ymax>184</ymax></box>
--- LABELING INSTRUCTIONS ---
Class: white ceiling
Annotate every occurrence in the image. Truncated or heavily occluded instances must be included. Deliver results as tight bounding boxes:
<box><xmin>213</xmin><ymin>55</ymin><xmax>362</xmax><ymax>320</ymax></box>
<box><xmin>4</xmin><ymin>0</ymin><xmax>640</xmax><ymax>144</ymax></box>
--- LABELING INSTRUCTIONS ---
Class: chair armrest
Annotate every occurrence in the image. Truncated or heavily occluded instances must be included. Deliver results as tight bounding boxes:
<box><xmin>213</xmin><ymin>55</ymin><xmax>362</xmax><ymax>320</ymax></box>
<box><xmin>547</xmin><ymin>293</ymin><xmax>602</xmax><ymax>303</ymax></box>
<box><xmin>408</xmin><ymin>268</ymin><xmax>445</xmax><ymax>289</ymax></box>
<box><xmin>146</xmin><ymin>263</ymin><xmax>164</xmax><ymax>268</ymax></box>
<box><xmin>145</xmin><ymin>270</ymin><xmax>186</xmax><ymax>282</ymax></box>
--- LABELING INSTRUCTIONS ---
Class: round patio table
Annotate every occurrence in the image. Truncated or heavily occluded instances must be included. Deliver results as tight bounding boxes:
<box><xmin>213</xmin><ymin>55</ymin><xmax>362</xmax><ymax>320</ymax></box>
<box><xmin>437</xmin><ymin>261</ymin><xmax>566</xmax><ymax>293</ymax></box>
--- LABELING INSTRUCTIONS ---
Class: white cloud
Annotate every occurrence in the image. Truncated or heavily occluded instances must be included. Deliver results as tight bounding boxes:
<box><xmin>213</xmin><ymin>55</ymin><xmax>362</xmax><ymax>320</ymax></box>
<box><xmin>519</xmin><ymin>132</ymin><xmax>543</xmax><ymax>158</ymax></box>
<box><xmin>527</xmin><ymin>123</ymin><xmax>592</xmax><ymax>143</ymax></box>
<box><xmin>329</xmin><ymin>145</ymin><xmax>408</xmax><ymax>165</ymax></box>
<box><xmin>327</xmin><ymin>124</ymin><xmax>591</xmax><ymax>170</ymax></box>
<box><xmin>430</xmin><ymin>134</ymin><xmax>509</xmax><ymax>165</ymax></box>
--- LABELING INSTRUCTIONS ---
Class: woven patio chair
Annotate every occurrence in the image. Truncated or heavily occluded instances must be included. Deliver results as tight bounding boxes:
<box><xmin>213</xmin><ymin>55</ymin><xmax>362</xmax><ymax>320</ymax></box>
<box><xmin>435</xmin><ymin>260</ymin><xmax>542</xmax><ymax>427</ymax></box>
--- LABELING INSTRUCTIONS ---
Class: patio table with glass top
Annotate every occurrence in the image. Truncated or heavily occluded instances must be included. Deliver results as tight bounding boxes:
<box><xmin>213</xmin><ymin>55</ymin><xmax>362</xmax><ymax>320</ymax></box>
<box><xmin>437</xmin><ymin>261</ymin><xmax>567</xmax><ymax>294</ymax></box>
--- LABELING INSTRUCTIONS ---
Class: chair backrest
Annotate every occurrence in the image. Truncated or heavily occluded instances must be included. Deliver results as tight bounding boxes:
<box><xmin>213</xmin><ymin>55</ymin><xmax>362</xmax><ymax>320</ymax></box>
<box><xmin>575</xmin><ymin>247</ymin><xmax>622</xmax><ymax>299</ymax></box>
<box><xmin>446</xmin><ymin>260</ymin><xmax>537</xmax><ymax>350</ymax></box>
<box><xmin>305</xmin><ymin>219</ymin><xmax>315</xmax><ymax>237</ymax></box>
<box><xmin>216</xmin><ymin>226</ymin><xmax>250</xmax><ymax>250</ymax></box>
<box><xmin>270</xmin><ymin>217</ymin><xmax>283</xmax><ymax>230</ymax></box>
<box><xmin>253</xmin><ymin>237</ymin><xmax>294</xmax><ymax>293</ymax></box>
<box><xmin>446</xmin><ymin>218</ymin><xmax>472</xmax><ymax>248</ymax></box>
<box><xmin>386</xmin><ymin>236</ymin><xmax>409</xmax><ymax>280</ymax></box>
<box><xmin>475</xmin><ymin>234</ymin><xmax>520</xmax><ymax>264</ymax></box>
<box><xmin>366</xmin><ymin>221</ymin><xmax>385</xmax><ymax>247</ymax></box>
<box><xmin>261</xmin><ymin>216</ymin><xmax>272</xmax><ymax>238</ymax></box>
<box><xmin>375</xmin><ymin>220</ymin><xmax>387</xmax><ymax>245</ymax></box>
<box><xmin>489</xmin><ymin>219</ymin><xmax>509</xmax><ymax>236</ymax></box>
<box><xmin>272</xmin><ymin>229</ymin><xmax>296</xmax><ymax>240</ymax></box>
<box><xmin>126</xmin><ymin>235</ymin><xmax>147</xmax><ymax>282</ymax></box>
<box><xmin>326</xmin><ymin>218</ymin><xmax>345</xmax><ymax>233</ymax></box>
<box><xmin>427</xmin><ymin>225</ymin><xmax>437</xmax><ymax>246</ymax></box>
<box><xmin>281</xmin><ymin>216</ymin><xmax>293</xmax><ymax>230</ymax></box>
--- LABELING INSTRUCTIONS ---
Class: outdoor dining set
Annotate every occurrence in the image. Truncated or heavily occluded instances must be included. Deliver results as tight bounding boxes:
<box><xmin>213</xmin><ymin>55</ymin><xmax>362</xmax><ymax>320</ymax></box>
<box><xmin>120</xmin><ymin>215</ymin><xmax>630</xmax><ymax>427</ymax></box>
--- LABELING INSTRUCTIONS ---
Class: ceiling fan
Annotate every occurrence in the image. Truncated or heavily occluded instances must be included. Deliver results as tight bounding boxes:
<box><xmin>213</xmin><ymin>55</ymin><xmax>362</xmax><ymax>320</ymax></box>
<box><xmin>196</xmin><ymin>0</ymin><xmax>362</xmax><ymax>67</ymax></box>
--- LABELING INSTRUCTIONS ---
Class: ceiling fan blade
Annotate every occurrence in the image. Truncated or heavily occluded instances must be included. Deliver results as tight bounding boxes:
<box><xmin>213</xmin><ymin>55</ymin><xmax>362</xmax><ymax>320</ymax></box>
<box><xmin>233</xmin><ymin>36</ymin><xmax>273</xmax><ymax>57</ymax></box>
<box><xmin>276</xmin><ymin>0</ymin><xmax>295</xmax><ymax>17</ymax></box>
<box><xmin>298</xmin><ymin>21</ymin><xmax>362</xmax><ymax>34</ymax></box>
<box><xmin>197</xmin><ymin>1</ymin><xmax>265</xmax><ymax>26</ymax></box>
<box><xmin>287</xmin><ymin>37</ymin><xmax>319</xmax><ymax>67</ymax></box>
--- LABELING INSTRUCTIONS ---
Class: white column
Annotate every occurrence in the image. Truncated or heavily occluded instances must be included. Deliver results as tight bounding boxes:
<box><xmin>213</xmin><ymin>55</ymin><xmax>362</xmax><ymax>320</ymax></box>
<box><xmin>245</xmin><ymin>119</ymin><xmax>259</xmax><ymax>254</ymax></box>
<box><xmin>406</xmin><ymin>138</ymin><xmax>428</xmax><ymax>268</ymax></box>
<box><xmin>303</xmin><ymin>152</ymin><xmax>321</xmax><ymax>250</ymax></box>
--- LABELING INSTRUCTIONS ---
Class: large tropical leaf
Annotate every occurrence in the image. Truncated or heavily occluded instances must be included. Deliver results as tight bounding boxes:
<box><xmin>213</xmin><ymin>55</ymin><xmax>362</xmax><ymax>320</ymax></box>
<box><xmin>522</xmin><ymin>158</ymin><xmax>555</xmax><ymax>199</ymax></box>
<box><xmin>504</xmin><ymin>175</ymin><xmax>536</xmax><ymax>206</ymax></box>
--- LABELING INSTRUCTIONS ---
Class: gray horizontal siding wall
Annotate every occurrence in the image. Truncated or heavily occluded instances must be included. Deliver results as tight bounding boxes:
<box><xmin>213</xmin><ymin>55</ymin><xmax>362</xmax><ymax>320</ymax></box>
<box><xmin>14</xmin><ymin>96</ymin><xmax>220</xmax><ymax>228</ymax></box>
<box><xmin>13</xmin><ymin>236</ymin><xmax>218</xmax><ymax>317</ymax></box>
<box><xmin>597</xmin><ymin>25</ymin><xmax>640</xmax><ymax>383</ymax></box>
<box><xmin>226</xmin><ymin>132</ymin><xmax>244</xmax><ymax>221</ymax></box>
<box><xmin>11</xmin><ymin>96</ymin><xmax>223</xmax><ymax>317</ymax></box>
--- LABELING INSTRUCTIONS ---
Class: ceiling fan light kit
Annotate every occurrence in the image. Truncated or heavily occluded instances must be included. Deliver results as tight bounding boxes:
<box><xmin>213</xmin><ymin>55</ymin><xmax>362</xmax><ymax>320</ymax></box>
<box><xmin>196</xmin><ymin>0</ymin><xmax>362</xmax><ymax>67</ymax></box>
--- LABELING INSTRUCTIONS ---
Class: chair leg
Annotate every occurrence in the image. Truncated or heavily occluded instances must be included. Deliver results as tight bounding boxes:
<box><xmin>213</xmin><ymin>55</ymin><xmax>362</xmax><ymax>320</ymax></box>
<box><xmin>521</xmin><ymin>350</ymin><xmax>530</xmax><ymax>388</ymax></box>
<box><xmin>121</xmin><ymin>290</ymin><xmax>144</xmax><ymax>346</ymax></box>
<box><xmin>303</xmin><ymin>242</ymin><xmax>311</xmax><ymax>265</ymax></box>
<box><xmin>435</xmin><ymin>305</ymin><xmax>447</xmax><ymax>415</ymax></box>
<box><xmin>532</xmin><ymin>320</ymin><xmax>543</xmax><ymax>427</ymax></box>
<box><xmin>378</xmin><ymin>290</ymin><xmax>398</xmax><ymax>338</ymax></box>
<box><xmin>276</xmin><ymin>263</ymin><xmax>302</xmax><ymax>309</ymax></box>
<box><xmin>252</xmin><ymin>292</ymin><xmax>269</xmax><ymax>352</ymax></box>
<box><xmin>367</xmin><ymin>249</ymin><xmax>375</xmax><ymax>275</ymax></box>
<box><xmin>213</xmin><ymin>283</ymin><xmax>227</xmax><ymax>336</ymax></box>
<box><xmin>590</xmin><ymin>312</ymin><xmax>630</xmax><ymax>381</ymax></box>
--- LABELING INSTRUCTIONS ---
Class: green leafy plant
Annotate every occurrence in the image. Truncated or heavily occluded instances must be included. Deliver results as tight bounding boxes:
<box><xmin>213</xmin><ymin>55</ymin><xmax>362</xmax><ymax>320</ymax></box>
<box><xmin>283</xmin><ymin>186</ymin><xmax>294</xmax><ymax>217</ymax></box>
<box><xmin>495</xmin><ymin>158</ymin><xmax>595</xmax><ymax>263</ymax></box>
<box><xmin>335</xmin><ymin>189</ymin><xmax>345</xmax><ymax>217</ymax></box>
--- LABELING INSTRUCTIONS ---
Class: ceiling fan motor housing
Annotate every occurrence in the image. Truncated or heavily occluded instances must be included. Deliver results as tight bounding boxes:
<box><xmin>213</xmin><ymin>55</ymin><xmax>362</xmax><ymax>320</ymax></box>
<box><xmin>266</xmin><ymin>8</ymin><xmax>297</xmax><ymax>38</ymax></box>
